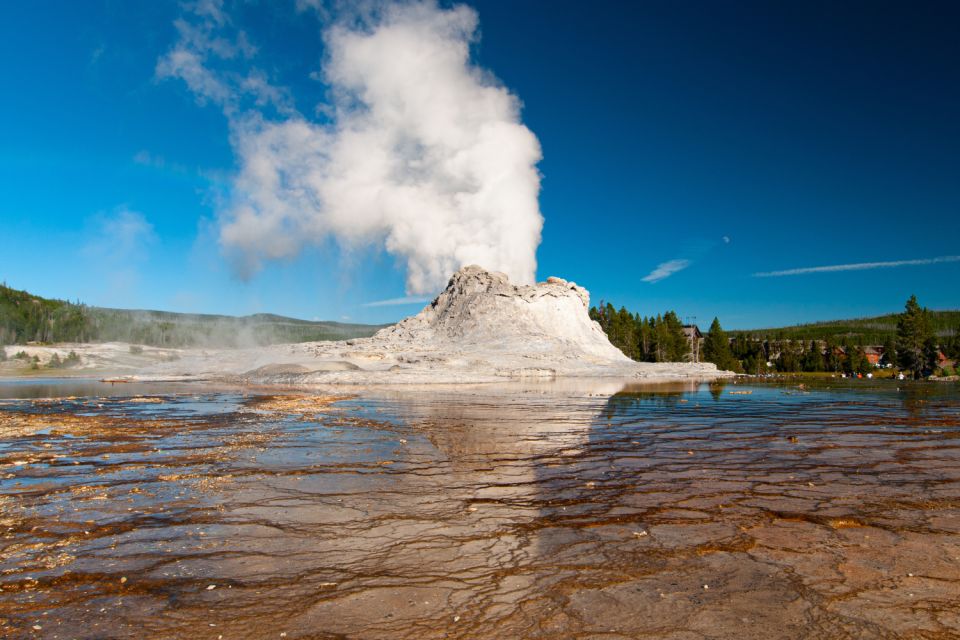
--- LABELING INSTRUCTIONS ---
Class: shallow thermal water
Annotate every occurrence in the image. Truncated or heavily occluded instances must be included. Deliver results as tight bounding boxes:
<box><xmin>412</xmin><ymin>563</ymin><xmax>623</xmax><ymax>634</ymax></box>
<box><xmin>0</xmin><ymin>378</ymin><xmax>959</xmax><ymax>639</ymax></box>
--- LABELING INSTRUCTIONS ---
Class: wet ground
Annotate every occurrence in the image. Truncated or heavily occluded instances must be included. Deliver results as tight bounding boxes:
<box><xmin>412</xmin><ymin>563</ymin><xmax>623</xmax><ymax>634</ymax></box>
<box><xmin>0</xmin><ymin>378</ymin><xmax>959</xmax><ymax>639</ymax></box>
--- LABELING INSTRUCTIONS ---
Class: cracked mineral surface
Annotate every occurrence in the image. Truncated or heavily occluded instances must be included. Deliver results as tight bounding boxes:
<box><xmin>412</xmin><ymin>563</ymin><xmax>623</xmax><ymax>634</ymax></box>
<box><xmin>0</xmin><ymin>378</ymin><xmax>958</xmax><ymax>638</ymax></box>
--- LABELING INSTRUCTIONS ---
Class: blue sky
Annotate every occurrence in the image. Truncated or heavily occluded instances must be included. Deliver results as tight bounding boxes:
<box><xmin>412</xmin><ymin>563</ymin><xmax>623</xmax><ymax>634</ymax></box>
<box><xmin>1</xmin><ymin>0</ymin><xmax>958</xmax><ymax>328</ymax></box>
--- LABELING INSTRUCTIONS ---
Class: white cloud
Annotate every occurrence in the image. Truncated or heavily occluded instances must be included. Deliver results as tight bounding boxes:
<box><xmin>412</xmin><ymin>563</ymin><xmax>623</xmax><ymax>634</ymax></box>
<box><xmin>158</xmin><ymin>1</ymin><xmax>544</xmax><ymax>295</ymax></box>
<box><xmin>156</xmin><ymin>41</ymin><xmax>234</xmax><ymax>107</ymax></box>
<box><xmin>753</xmin><ymin>255</ymin><xmax>960</xmax><ymax>277</ymax></box>
<box><xmin>641</xmin><ymin>259</ymin><xmax>690</xmax><ymax>283</ymax></box>
<box><xmin>362</xmin><ymin>295</ymin><xmax>433</xmax><ymax>308</ymax></box>
<box><xmin>156</xmin><ymin>10</ymin><xmax>288</xmax><ymax>115</ymax></box>
<box><xmin>191</xmin><ymin>0</ymin><xmax>227</xmax><ymax>27</ymax></box>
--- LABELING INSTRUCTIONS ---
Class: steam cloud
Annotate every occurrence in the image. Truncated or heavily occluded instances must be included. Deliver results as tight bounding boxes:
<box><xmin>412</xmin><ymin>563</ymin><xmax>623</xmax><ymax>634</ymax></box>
<box><xmin>159</xmin><ymin>1</ymin><xmax>544</xmax><ymax>295</ymax></box>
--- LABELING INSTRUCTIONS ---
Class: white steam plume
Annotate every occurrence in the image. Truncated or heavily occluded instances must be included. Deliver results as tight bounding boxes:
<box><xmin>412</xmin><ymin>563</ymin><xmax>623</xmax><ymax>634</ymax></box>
<box><xmin>160</xmin><ymin>1</ymin><xmax>544</xmax><ymax>295</ymax></box>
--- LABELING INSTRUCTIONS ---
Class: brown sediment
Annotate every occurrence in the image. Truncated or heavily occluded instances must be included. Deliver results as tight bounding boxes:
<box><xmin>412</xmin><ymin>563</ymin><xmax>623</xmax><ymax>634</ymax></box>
<box><xmin>0</xmin><ymin>384</ymin><xmax>958</xmax><ymax>638</ymax></box>
<box><xmin>242</xmin><ymin>393</ymin><xmax>353</xmax><ymax>418</ymax></box>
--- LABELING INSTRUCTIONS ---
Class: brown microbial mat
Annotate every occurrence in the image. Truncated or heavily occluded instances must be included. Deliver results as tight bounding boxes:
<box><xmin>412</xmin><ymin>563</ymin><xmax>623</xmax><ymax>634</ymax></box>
<box><xmin>0</xmin><ymin>379</ymin><xmax>959</xmax><ymax>639</ymax></box>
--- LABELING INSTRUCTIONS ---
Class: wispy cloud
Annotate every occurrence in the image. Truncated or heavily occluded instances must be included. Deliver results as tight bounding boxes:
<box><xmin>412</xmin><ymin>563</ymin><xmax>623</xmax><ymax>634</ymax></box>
<box><xmin>754</xmin><ymin>255</ymin><xmax>960</xmax><ymax>278</ymax></box>
<box><xmin>155</xmin><ymin>5</ymin><xmax>290</xmax><ymax>116</ymax></box>
<box><xmin>83</xmin><ymin>208</ymin><xmax>157</xmax><ymax>263</ymax></box>
<box><xmin>133</xmin><ymin>149</ymin><xmax>191</xmax><ymax>175</ymax></box>
<box><xmin>641</xmin><ymin>259</ymin><xmax>691</xmax><ymax>283</ymax></box>
<box><xmin>640</xmin><ymin>236</ymin><xmax>730</xmax><ymax>284</ymax></box>
<box><xmin>362</xmin><ymin>296</ymin><xmax>433</xmax><ymax>308</ymax></box>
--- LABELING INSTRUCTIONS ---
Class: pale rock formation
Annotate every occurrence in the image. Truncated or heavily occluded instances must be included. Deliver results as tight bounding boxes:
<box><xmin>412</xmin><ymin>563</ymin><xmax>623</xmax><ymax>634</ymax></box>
<box><xmin>126</xmin><ymin>265</ymin><xmax>730</xmax><ymax>385</ymax></box>
<box><xmin>369</xmin><ymin>266</ymin><xmax>629</xmax><ymax>361</ymax></box>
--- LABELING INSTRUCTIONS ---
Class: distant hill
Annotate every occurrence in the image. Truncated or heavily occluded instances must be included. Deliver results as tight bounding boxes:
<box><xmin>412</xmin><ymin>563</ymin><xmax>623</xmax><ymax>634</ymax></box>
<box><xmin>0</xmin><ymin>283</ymin><xmax>389</xmax><ymax>347</ymax></box>
<box><xmin>729</xmin><ymin>310</ymin><xmax>960</xmax><ymax>344</ymax></box>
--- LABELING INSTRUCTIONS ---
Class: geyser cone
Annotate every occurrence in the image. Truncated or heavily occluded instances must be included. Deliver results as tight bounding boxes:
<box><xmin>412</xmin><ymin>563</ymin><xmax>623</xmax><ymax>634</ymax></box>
<box><xmin>375</xmin><ymin>265</ymin><xmax>631</xmax><ymax>361</ymax></box>
<box><xmin>140</xmin><ymin>265</ymin><xmax>729</xmax><ymax>385</ymax></box>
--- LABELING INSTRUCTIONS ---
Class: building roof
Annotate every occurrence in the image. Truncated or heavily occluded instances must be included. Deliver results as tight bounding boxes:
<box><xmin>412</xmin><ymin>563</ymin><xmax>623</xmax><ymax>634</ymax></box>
<box><xmin>682</xmin><ymin>325</ymin><xmax>702</xmax><ymax>339</ymax></box>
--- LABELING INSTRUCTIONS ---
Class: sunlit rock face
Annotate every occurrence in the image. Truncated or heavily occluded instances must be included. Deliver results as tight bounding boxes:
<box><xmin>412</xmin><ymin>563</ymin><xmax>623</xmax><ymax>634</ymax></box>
<box><xmin>373</xmin><ymin>265</ymin><xmax>631</xmax><ymax>361</ymax></box>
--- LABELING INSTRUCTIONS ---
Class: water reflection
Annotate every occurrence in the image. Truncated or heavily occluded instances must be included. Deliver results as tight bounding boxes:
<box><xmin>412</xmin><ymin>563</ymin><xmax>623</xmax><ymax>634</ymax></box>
<box><xmin>0</xmin><ymin>379</ymin><xmax>958</xmax><ymax>638</ymax></box>
<box><xmin>708</xmin><ymin>378</ymin><xmax>728</xmax><ymax>400</ymax></box>
<box><xmin>0</xmin><ymin>377</ymin><xmax>208</xmax><ymax>400</ymax></box>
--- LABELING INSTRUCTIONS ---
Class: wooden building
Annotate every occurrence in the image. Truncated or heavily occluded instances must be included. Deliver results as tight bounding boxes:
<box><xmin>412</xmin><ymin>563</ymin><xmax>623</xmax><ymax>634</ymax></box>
<box><xmin>863</xmin><ymin>346</ymin><xmax>884</xmax><ymax>366</ymax></box>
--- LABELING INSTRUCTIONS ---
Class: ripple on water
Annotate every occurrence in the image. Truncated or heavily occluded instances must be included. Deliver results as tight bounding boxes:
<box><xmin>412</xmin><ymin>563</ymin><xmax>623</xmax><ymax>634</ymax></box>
<box><xmin>0</xmin><ymin>380</ymin><xmax>958</xmax><ymax>639</ymax></box>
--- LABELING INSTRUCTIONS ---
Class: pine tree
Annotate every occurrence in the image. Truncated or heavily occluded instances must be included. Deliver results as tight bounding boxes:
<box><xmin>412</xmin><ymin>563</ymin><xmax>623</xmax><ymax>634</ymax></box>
<box><xmin>702</xmin><ymin>317</ymin><xmax>735</xmax><ymax>371</ymax></box>
<box><xmin>846</xmin><ymin>346</ymin><xmax>869</xmax><ymax>375</ymax></box>
<box><xmin>617</xmin><ymin>307</ymin><xmax>636</xmax><ymax>359</ymax></box>
<box><xmin>775</xmin><ymin>340</ymin><xmax>802</xmax><ymax>372</ymax></box>
<box><xmin>896</xmin><ymin>295</ymin><xmax>932</xmax><ymax>378</ymax></box>
<box><xmin>651</xmin><ymin>314</ymin><xmax>666</xmax><ymax>362</ymax></box>
<box><xmin>824</xmin><ymin>337</ymin><xmax>841</xmax><ymax>372</ymax></box>
<box><xmin>951</xmin><ymin>325</ymin><xmax>960</xmax><ymax>362</ymax></box>
<box><xmin>881</xmin><ymin>335</ymin><xmax>897</xmax><ymax>367</ymax></box>
<box><xmin>923</xmin><ymin>337</ymin><xmax>941</xmax><ymax>375</ymax></box>
<box><xmin>661</xmin><ymin>312</ymin><xmax>690</xmax><ymax>362</ymax></box>
<box><xmin>802</xmin><ymin>340</ymin><xmax>823</xmax><ymax>372</ymax></box>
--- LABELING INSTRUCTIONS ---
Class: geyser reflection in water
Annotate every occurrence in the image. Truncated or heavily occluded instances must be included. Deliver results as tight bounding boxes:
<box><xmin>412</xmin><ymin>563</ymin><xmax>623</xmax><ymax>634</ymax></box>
<box><xmin>0</xmin><ymin>380</ymin><xmax>958</xmax><ymax>638</ymax></box>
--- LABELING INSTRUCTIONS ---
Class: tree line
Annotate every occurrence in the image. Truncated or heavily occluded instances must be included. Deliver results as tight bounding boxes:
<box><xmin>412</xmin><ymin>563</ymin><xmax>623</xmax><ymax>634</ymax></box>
<box><xmin>588</xmin><ymin>303</ymin><xmax>690</xmax><ymax>362</ymax></box>
<box><xmin>592</xmin><ymin>295</ymin><xmax>959</xmax><ymax>378</ymax></box>
<box><xmin>727</xmin><ymin>308</ymin><xmax>960</xmax><ymax>344</ymax></box>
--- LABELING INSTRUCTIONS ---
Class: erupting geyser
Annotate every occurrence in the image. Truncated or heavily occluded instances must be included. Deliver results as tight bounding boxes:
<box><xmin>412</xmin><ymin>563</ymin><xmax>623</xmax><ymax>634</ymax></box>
<box><xmin>148</xmin><ymin>1</ymin><xmax>729</xmax><ymax>385</ymax></box>
<box><xmin>158</xmin><ymin>1</ymin><xmax>546</xmax><ymax>294</ymax></box>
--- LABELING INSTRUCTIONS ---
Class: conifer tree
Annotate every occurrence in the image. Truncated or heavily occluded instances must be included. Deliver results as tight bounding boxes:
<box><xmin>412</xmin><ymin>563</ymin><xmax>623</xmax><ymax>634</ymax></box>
<box><xmin>775</xmin><ymin>340</ymin><xmax>802</xmax><ymax>372</ymax></box>
<box><xmin>881</xmin><ymin>335</ymin><xmax>897</xmax><ymax>367</ymax></box>
<box><xmin>923</xmin><ymin>337</ymin><xmax>941</xmax><ymax>375</ymax></box>
<box><xmin>824</xmin><ymin>337</ymin><xmax>840</xmax><ymax>372</ymax></box>
<box><xmin>652</xmin><ymin>314</ymin><xmax>666</xmax><ymax>362</ymax></box>
<box><xmin>951</xmin><ymin>325</ymin><xmax>960</xmax><ymax>362</ymax></box>
<box><xmin>802</xmin><ymin>340</ymin><xmax>823</xmax><ymax>372</ymax></box>
<box><xmin>845</xmin><ymin>346</ymin><xmax>869</xmax><ymax>375</ymax></box>
<box><xmin>617</xmin><ymin>306</ymin><xmax>636</xmax><ymax>359</ymax></box>
<box><xmin>702</xmin><ymin>317</ymin><xmax>735</xmax><ymax>371</ymax></box>
<box><xmin>660</xmin><ymin>312</ymin><xmax>690</xmax><ymax>362</ymax></box>
<box><xmin>896</xmin><ymin>295</ymin><xmax>932</xmax><ymax>378</ymax></box>
<box><xmin>639</xmin><ymin>316</ymin><xmax>653</xmax><ymax>361</ymax></box>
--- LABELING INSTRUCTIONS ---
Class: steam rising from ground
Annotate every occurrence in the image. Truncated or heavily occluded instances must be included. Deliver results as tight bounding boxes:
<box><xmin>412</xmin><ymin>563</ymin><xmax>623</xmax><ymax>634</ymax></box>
<box><xmin>159</xmin><ymin>1</ymin><xmax>544</xmax><ymax>295</ymax></box>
